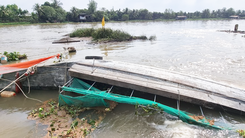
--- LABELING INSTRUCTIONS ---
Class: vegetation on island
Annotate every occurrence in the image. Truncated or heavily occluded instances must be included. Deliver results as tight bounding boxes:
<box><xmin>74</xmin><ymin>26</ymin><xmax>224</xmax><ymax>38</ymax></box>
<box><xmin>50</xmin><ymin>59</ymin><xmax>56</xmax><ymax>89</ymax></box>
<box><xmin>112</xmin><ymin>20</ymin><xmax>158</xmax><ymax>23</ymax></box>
<box><xmin>0</xmin><ymin>0</ymin><xmax>245</xmax><ymax>24</ymax></box>
<box><xmin>1</xmin><ymin>51</ymin><xmax>27</xmax><ymax>61</ymax></box>
<box><xmin>70</xmin><ymin>28</ymin><xmax>154</xmax><ymax>42</ymax></box>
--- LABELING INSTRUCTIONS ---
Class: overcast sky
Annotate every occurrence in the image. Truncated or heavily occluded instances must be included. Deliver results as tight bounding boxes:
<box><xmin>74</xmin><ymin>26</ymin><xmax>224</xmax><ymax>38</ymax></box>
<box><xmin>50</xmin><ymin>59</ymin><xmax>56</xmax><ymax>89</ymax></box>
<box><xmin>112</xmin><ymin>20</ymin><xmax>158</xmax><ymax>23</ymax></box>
<box><xmin>1</xmin><ymin>0</ymin><xmax>244</xmax><ymax>13</ymax></box>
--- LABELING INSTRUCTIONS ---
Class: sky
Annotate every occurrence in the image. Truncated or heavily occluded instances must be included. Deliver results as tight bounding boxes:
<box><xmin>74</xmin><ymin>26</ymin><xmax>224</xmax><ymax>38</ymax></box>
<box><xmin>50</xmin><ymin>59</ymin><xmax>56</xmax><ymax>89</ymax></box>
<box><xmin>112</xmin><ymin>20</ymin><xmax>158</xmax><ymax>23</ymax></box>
<box><xmin>1</xmin><ymin>0</ymin><xmax>244</xmax><ymax>13</ymax></box>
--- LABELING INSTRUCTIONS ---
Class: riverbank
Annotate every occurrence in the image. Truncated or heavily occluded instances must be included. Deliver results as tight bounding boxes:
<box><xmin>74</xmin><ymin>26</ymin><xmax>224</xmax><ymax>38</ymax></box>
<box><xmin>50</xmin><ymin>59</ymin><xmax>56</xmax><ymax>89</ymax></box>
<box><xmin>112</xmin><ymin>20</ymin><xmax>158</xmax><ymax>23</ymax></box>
<box><xmin>0</xmin><ymin>18</ymin><xmax>243</xmax><ymax>26</ymax></box>
<box><xmin>0</xmin><ymin>22</ymin><xmax>31</xmax><ymax>26</ymax></box>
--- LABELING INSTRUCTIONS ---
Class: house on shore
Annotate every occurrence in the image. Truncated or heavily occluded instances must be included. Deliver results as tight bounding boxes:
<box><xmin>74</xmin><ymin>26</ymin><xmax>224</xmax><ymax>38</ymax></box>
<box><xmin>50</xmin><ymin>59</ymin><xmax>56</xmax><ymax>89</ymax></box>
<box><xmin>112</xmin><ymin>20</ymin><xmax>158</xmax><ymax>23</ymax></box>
<box><xmin>229</xmin><ymin>15</ymin><xmax>239</xmax><ymax>19</ymax></box>
<box><xmin>176</xmin><ymin>16</ymin><xmax>187</xmax><ymax>20</ymax></box>
<box><xmin>78</xmin><ymin>13</ymin><xmax>91</xmax><ymax>22</ymax></box>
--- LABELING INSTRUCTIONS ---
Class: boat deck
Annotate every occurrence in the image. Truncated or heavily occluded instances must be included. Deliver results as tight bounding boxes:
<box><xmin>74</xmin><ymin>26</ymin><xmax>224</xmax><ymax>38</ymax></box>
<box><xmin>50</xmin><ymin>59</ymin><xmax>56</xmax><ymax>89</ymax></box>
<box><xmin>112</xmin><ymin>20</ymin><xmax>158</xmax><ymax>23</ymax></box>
<box><xmin>69</xmin><ymin>60</ymin><xmax>245</xmax><ymax>114</ymax></box>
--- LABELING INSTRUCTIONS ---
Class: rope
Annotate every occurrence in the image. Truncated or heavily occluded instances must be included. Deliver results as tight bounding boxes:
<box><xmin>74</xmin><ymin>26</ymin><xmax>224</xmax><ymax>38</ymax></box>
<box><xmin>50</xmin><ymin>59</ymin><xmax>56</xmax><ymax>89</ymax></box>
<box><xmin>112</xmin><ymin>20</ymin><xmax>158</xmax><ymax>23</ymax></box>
<box><xmin>27</xmin><ymin>76</ymin><xmax>31</xmax><ymax>94</ymax></box>
<box><xmin>0</xmin><ymin>65</ymin><xmax>38</xmax><ymax>93</ymax></box>
<box><xmin>15</xmin><ymin>81</ymin><xmax>43</xmax><ymax>103</ymax></box>
<box><xmin>0</xmin><ymin>78</ymin><xmax>13</xmax><ymax>83</ymax></box>
<box><xmin>0</xmin><ymin>54</ymin><xmax>67</xmax><ymax>102</ymax></box>
<box><xmin>219</xmin><ymin>112</ymin><xmax>229</xmax><ymax>128</ymax></box>
<box><xmin>0</xmin><ymin>72</ymin><xmax>25</xmax><ymax>93</ymax></box>
<box><xmin>0</xmin><ymin>66</ymin><xmax>43</xmax><ymax>103</ymax></box>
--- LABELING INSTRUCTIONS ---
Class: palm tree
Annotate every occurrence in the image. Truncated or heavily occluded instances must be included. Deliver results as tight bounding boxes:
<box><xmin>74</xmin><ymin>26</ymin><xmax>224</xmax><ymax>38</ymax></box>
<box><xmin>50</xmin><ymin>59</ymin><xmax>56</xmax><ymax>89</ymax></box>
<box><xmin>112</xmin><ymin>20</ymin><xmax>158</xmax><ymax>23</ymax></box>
<box><xmin>88</xmin><ymin>0</ymin><xmax>97</xmax><ymax>14</ymax></box>
<box><xmin>33</xmin><ymin>3</ymin><xmax>46</xmax><ymax>21</ymax></box>
<box><xmin>0</xmin><ymin>5</ymin><xmax>9</xmax><ymax>21</ymax></box>
<box><xmin>70</xmin><ymin>7</ymin><xmax>78</xmax><ymax>20</ymax></box>
<box><xmin>0</xmin><ymin>6</ymin><xmax>6</xmax><ymax>17</ymax></box>
<box><xmin>33</xmin><ymin>3</ymin><xmax>41</xmax><ymax>14</ymax></box>
<box><xmin>51</xmin><ymin>0</ymin><xmax>63</xmax><ymax>9</ymax></box>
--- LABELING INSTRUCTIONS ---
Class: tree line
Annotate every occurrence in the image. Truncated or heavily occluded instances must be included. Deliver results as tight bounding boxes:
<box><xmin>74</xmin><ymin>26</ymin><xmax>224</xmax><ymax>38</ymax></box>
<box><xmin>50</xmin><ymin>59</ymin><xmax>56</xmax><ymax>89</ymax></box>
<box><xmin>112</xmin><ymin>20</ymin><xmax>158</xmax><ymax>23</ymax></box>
<box><xmin>0</xmin><ymin>0</ymin><xmax>245</xmax><ymax>23</ymax></box>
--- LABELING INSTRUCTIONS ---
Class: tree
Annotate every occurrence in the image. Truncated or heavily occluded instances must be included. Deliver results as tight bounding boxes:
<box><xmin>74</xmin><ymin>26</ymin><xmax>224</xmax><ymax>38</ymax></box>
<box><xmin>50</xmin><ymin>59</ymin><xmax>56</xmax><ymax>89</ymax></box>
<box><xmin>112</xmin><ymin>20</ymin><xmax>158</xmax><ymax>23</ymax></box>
<box><xmin>221</xmin><ymin>8</ymin><xmax>226</xmax><ymax>17</ymax></box>
<box><xmin>116</xmin><ymin>9</ymin><xmax>123</xmax><ymax>20</ymax></box>
<box><xmin>193</xmin><ymin>11</ymin><xmax>201</xmax><ymax>18</ymax></box>
<box><xmin>93</xmin><ymin>10</ymin><xmax>103</xmax><ymax>21</ymax></box>
<box><xmin>145</xmin><ymin>12</ymin><xmax>153</xmax><ymax>20</ymax></box>
<box><xmin>138</xmin><ymin>9</ymin><xmax>149</xmax><ymax>20</ymax></box>
<box><xmin>121</xmin><ymin>14</ymin><xmax>129</xmax><ymax>21</ymax></box>
<box><xmin>31</xmin><ymin>12</ymin><xmax>39</xmax><ymax>22</ymax></box>
<box><xmin>210</xmin><ymin>10</ymin><xmax>216</xmax><ymax>18</ymax></box>
<box><xmin>40</xmin><ymin>6</ymin><xmax>56</xmax><ymax>22</ymax></box>
<box><xmin>226</xmin><ymin>8</ymin><xmax>235</xmax><ymax>17</ymax></box>
<box><xmin>51</xmin><ymin>0</ymin><xmax>63</xmax><ymax>9</ymax></box>
<box><xmin>88</xmin><ymin>0</ymin><xmax>97</xmax><ymax>14</ymax></box>
<box><xmin>5</xmin><ymin>4</ymin><xmax>19</xmax><ymax>21</ymax></box>
<box><xmin>55</xmin><ymin>7</ymin><xmax>66</xmax><ymax>22</ymax></box>
<box><xmin>129</xmin><ymin>9</ymin><xmax>138</xmax><ymax>20</ymax></box>
<box><xmin>201</xmin><ymin>9</ymin><xmax>210</xmax><ymax>18</ymax></box>
<box><xmin>152</xmin><ymin>12</ymin><xmax>164</xmax><ymax>20</ymax></box>
<box><xmin>123</xmin><ymin>8</ymin><xmax>128</xmax><ymax>14</ymax></box>
<box><xmin>0</xmin><ymin>6</ymin><xmax>8</xmax><ymax>22</ymax></box>
<box><xmin>177</xmin><ymin>11</ymin><xmax>184</xmax><ymax>16</ymax></box>
<box><xmin>109</xmin><ymin>9</ymin><xmax>119</xmax><ymax>20</ymax></box>
<box><xmin>163</xmin><ymin>9</ymin><xmax>175</xmax><ymax>19</ymax></box>
<box><xmin>33</xmin><ymin>3</ymin><xmax>41</xmax><ymax>18</ymax></box>
<box><xmin>43</xmin><ymin>2</ymin><xmax>51</xmax><ymax>6</ymax></box>
<box><xmin>32</xmin><ymin>1</ymin><xmax>66</xmax><ymax>23</ymax></box>
<box><xmin>67</xmin><ymin>7</ymin><xmax>79</xmax><ymax>21</ymax></box>
<box><xmin>236</xmin><ymin>10</ymin><xmax>242</xmax><ymax>16</ymax></box>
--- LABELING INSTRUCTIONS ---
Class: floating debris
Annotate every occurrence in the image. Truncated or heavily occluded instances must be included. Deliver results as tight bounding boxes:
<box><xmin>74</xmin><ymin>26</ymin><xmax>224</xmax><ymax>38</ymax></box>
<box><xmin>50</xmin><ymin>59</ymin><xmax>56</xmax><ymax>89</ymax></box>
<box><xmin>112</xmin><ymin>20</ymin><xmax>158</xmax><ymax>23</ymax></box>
<box><xmin>218</xmin><ymin>24</ymin><xmax>245</xmax><ymax>34</ymax></box>
<box><xmin>237</xmin><ymin>130</ymin><xmax>245</xmax><ymax>138</ymax></box>
<box><xmin>52</xmin><ymin>37</ymin><xmax>80</xmax><ymax>44</ymax></box>
<box><xmin>218</xmin><ymin>30</ymin><xmax>245</xmax><ymax>34</ymax></box>
<box><xmin>28</xmin><ymin>99</ymin><xmax>117</xmax><ymax>137</ymax></box>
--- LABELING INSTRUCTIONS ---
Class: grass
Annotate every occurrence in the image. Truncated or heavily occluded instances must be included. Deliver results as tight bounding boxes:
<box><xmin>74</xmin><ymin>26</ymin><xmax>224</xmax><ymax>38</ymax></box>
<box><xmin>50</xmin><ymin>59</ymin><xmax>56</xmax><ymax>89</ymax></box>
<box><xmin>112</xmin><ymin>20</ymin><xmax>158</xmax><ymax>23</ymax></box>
<box><xmin>70</xmin><ymin>28</ymin><xmax>95</xmax><ymax>37</ymax></box>
<box><xmin>70</xmin><ymin>28</ymin><xmax>152</xmax><ymax>42</ymax></box>
<box><xmin>92</xmin><ymin>28</ymin><xmax>132</xmax><ymax>41</ymax></box>
<box><xmin>0</xmin><ymin>22</ymin><xmax>31</xmax><ymax>25</ymax></box>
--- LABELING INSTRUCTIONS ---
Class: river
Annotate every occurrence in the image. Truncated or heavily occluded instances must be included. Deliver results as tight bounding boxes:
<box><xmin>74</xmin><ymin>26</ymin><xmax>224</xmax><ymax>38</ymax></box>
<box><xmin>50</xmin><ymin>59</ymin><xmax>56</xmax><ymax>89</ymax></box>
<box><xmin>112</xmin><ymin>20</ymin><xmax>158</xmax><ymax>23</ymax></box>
<box><xmin>0</xmin><ymin>20</ymin><xmax>245</xmax><ymax>137</ymax></box>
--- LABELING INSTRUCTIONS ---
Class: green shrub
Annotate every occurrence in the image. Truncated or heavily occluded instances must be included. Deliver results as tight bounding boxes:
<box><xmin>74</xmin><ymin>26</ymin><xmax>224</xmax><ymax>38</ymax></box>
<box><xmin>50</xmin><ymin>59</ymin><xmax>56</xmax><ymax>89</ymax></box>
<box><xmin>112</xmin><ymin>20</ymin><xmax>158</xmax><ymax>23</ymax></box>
<box><xmin>110</xmin><ymin>30</ymin><xmax>131</xmax><ymax>41</ymax></box>
<box><xmin>132</xmin><ymin>35</ymin><xmax>148</xmax><ymax>40</ymax></box>
<box><xmin>92</xmin><ymin>28</ymin><xmax>131</xmax><ymax>41</ymax></box>
<box><xmin>3</xmin><ymin>51</ymin><xmax>27</xmax><ymax>61</ymax></box>
<box><xmin>70</xmin><ymin>28</ymin><xmax>95</xmax><ymax>37</ymax></box>
<box><xmin>92</xmin><ymin>28</ymin><xmax>113</xmax><ymax>40</ymax></box>
<box><xmin>70</xmin><ymin>27</ymin><xmax>149</xmax><ymax>42</ymax></box>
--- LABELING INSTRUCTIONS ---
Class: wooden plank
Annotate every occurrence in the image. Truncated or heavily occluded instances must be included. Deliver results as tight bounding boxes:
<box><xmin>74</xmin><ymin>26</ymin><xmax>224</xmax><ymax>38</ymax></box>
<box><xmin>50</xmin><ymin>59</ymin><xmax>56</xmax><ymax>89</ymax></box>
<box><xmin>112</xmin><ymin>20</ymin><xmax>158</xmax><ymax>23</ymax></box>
<box><xmin>69</xmin><ymin>61</ymin><xmax>245</xmax><ymax>113</ymax></box>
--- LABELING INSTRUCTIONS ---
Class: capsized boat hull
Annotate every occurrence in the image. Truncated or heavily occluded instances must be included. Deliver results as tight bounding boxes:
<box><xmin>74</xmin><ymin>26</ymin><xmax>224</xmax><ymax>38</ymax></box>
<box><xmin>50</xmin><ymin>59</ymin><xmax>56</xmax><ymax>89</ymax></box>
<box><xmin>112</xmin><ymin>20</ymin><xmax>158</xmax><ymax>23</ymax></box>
<box><xmin>69</xmin><ymin>60</ymin><xmax>245</xmax><ymax>114</ymax></box>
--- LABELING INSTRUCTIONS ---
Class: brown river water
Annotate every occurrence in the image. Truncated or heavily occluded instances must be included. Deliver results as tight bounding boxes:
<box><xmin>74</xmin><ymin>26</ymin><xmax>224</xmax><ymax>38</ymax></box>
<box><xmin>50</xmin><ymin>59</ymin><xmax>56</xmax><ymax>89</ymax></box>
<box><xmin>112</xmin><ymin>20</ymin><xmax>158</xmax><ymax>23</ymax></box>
<box><xmin>0</xmin><ymin>20</ymin><xmax>245</xmax><ymax>137</ymax></box>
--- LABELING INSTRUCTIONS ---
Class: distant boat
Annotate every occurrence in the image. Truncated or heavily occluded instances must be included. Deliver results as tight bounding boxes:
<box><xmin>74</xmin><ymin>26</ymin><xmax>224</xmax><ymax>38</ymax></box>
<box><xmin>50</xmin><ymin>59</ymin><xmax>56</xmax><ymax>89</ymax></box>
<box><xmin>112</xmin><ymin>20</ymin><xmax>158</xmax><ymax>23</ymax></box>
<box><xmin>176</xmin><ymin>16</ymin><xmax>187</xmax><ymax>20</ymax></box>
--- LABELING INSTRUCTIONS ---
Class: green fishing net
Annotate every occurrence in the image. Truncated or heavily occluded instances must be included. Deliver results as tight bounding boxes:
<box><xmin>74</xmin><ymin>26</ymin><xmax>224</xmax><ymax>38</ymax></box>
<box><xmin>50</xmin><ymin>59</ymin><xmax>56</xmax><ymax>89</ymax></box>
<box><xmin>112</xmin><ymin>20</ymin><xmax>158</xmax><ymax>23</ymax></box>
<box><xmin>59</xmin><ymin>78</ymin><xmax>222</xmax><ymax>130</ymax></box>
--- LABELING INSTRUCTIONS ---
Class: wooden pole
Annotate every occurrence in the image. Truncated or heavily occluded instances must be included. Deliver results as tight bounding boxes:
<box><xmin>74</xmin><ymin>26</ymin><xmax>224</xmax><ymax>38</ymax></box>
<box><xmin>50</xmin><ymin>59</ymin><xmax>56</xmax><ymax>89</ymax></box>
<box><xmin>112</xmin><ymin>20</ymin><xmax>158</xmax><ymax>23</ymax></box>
<box><xmin>234</xmin><ymin>24</ymin><xmax>238</xmax><ymax>32</ymax></box>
